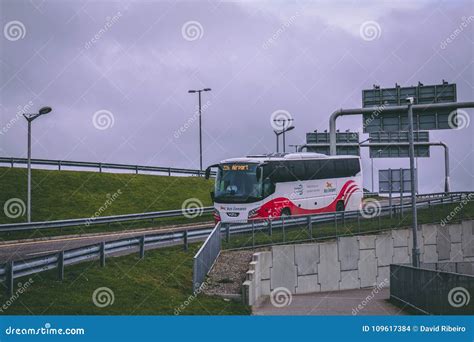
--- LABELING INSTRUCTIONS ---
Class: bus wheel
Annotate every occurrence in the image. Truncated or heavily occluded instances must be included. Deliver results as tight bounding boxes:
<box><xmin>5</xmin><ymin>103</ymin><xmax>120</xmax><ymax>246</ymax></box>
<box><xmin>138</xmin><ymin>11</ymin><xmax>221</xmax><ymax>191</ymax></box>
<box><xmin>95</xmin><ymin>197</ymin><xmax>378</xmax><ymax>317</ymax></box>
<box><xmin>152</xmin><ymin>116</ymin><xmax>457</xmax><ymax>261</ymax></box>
<box><xmin>336</xmin><ymin>201</ymin><xmax>345</xmax><ymax>212</ymax></box>
<box><xmin>281</xmin><ymin>208</ymin><xmax>291</xmax><ymax>217</ymax></box>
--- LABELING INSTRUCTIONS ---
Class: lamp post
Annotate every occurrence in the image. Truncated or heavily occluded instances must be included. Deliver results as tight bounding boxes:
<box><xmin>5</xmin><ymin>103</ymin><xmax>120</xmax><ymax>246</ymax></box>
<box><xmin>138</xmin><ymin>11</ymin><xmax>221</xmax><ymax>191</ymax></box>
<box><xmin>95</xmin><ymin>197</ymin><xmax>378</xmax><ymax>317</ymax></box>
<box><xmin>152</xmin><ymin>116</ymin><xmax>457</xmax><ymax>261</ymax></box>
<box><xmin>23</xmin><ymin>106</ymin><xmax>52</xmax><ymax>222</ymax></box>
<box><xmin>188</xmin><ymin>88</ymin><xmax>211</xmax><ymax>173</ymax></box>
<box><xmin>273</xmin><ymin>118</ymin><xmax>294</xmax><ymax>152</ymax></box>
<box><xmin>273</xmin><ymin>126</ymin><xmax>295</xmax><ymax>153</ymax></box>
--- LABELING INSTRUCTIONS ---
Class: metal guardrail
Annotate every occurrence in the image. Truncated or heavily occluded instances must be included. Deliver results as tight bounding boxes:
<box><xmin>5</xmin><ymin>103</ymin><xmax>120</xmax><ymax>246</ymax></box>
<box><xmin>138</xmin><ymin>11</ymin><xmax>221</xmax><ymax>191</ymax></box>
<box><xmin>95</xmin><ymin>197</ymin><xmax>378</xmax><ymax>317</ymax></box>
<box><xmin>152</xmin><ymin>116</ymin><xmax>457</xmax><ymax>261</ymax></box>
<box><xmin>0</xmin><ymin>157</ymin><xmax>216</xmax><ymax>177</ymax></box>
<box><xmin>0</xmin><ymin>207</ymin><xmax>214</xmax><ymax>232</ymax></box>
<box><xmin>0</xmin><ymin>192</ymin><xmax>471</xmax><ymax>297</ymax></box>
<box><xmin>192</xmin><ymin>223</ymin><xmax>221</xmax><ymax>292</ymax></box>
<box><xmin>390</xmin><ymin>263</ymin><xmax>474</xmax><ymax>315</ymax></box>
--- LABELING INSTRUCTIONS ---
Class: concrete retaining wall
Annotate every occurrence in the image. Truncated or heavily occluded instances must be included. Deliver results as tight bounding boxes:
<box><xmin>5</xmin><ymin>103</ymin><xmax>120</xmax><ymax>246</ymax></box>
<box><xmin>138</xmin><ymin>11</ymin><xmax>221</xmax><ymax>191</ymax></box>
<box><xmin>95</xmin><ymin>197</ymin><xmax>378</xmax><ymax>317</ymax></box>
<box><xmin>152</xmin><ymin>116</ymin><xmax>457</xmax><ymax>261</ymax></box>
<box><xmin>243</xmin><ymin>220</ymin><xmax>474</xmax><ymax>306</ymax></box>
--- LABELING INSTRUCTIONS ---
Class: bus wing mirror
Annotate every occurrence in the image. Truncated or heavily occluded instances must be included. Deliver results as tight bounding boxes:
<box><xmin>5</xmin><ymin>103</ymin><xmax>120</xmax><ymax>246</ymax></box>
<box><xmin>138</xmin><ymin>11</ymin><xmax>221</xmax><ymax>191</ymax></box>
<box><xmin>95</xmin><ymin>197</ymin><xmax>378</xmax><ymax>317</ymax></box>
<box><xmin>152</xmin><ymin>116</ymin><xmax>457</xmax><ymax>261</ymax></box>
<box><xmin>205</xmin><ymin>164</ymin><xmax>219</xmax><ymax>179</ymax></box>
<box><xmin>205</xmin><ymin>167</ymin><xmax>211</xmax><ymax>179</ymax></box>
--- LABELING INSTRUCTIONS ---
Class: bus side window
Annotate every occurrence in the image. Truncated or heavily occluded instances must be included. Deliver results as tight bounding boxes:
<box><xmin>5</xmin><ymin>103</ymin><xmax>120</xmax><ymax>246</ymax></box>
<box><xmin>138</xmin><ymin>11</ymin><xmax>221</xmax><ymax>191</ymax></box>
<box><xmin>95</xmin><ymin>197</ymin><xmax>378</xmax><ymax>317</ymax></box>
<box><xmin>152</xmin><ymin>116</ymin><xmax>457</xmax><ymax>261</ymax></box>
<box><xmin>262</xmin><ymin>178</ymin><xmax>275</xmax><ymax>198</ymax></box>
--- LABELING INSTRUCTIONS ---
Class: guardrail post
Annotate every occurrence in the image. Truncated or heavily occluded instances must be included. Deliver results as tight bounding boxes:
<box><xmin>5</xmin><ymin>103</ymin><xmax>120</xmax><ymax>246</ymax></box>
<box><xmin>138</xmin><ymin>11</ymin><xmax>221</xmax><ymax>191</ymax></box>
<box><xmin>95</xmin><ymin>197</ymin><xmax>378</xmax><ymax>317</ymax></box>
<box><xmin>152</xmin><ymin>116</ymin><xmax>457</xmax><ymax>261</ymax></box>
<box><xmin>226</xmin><ymin>224</ymin><xmax>230</xmax><ymax>243</ymax></box>
<box><xmin>307</xmin><ymin>216</ymin><xmax>312</xmax><ymax>239</ymax></box>
<box><xmin>168</xmin><ymin>168</ymin><xmax>171</xmax><ymax>176</ymax></box>
<box><xmin>183</xmin><ymin>231</ymin><xmax>188</xmax><ymax>251</ymax></box>
<box><xmin>58</xmin><ymin>251</ymin><xmax>64</xmax><ymax>281</ymax></box>
<box><xmin>252</xmin><ymin>221</ymin><xmax>255</xmax><ymax>248</ymax></box>
<box><xmin>282</xmin><ymin>217</ymin><xmax>286</xmax><ymax>243</ymax></box>
<box><xmin>135</xmin><ymin>165</ymin><xmax>139</xmax><ymax>175</ymax></box>
<box><xmin>99</xmin><ymin>163</ymin><xmax>102</xmax><ymax>173</ymax></box>
<box><xmin>58</xmin><ymin>160</ymin><xmax>61</xmax><ymax>171</ymax></box>
<box><xmin>268</xmin><ymin>219</ymin><xmax>273</xmax><ymax>236</ymax></box>
<box><xmin>100</xmin><ymin>242</ymin><xmax>106</xmax><ymax>267</ymax></box>
<box><xmin>139</xmin><ymin>236</ymin><xmax>145</xmax><ymax>258</ymax></box>
<box><xmin>10</xmin><ymin>158</ymin><xmax>14</xmax><ymax>168</ymax></box>
<box><xmin>6</xmin><ymin>261</ymin><xmax>13</xmax><ymax>297</ymax></box>
<box><xmin>334</xmin><ymin>212</ymin><xmax>337</xmax><ymax>236</ymax></box>
<box><xmin>357</xmin><ymin>212</ymin><xmax>360</xmax><ymax>234</ymax></box>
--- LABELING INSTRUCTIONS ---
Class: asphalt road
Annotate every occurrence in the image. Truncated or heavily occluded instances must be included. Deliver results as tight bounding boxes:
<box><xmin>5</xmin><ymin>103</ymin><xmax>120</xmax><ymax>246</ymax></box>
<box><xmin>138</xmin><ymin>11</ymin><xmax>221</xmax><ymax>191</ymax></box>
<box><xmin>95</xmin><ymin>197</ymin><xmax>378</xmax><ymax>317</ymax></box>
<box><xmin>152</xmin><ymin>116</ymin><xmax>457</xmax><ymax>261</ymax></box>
<box><xmin>0</xmin><ymin>222</ymin><xmax>214</xmax><ymax>263</ymax></box>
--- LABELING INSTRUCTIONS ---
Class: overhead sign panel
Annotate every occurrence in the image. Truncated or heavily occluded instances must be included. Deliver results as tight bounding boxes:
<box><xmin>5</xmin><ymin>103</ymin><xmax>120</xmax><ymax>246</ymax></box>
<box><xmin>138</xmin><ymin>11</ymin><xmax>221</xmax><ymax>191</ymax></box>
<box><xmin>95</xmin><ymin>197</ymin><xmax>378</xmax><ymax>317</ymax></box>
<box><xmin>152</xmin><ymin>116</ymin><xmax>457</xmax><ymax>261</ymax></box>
<box><xmin>362</xmin><ymin>82</ymin><xmax>457</xmax><ymax>133</ymax></box>
<box><xmin>306</xmin><ymin>132</ymin><xmax>360</xmax><ymax>156</ymax></box>
<box><xmin>379</xmin><ymin>168</ymin><xmax>416</xmax><ymax>193</ymax></box>
<box><xmin>368</xmin><ymin>131</ymin><xmax>430</xmax><ymax>158</ymax></box>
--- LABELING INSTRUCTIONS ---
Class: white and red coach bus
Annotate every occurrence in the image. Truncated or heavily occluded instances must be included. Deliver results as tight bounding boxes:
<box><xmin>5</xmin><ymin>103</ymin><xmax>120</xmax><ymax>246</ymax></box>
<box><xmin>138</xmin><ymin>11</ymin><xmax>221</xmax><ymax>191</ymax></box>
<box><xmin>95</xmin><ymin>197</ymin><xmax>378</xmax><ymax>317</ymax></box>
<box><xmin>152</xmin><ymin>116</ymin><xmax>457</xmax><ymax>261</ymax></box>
<box><xmin>205</xmin><ymin>152</ymin><xmax>363</xmax><ymax>223</ymax></box>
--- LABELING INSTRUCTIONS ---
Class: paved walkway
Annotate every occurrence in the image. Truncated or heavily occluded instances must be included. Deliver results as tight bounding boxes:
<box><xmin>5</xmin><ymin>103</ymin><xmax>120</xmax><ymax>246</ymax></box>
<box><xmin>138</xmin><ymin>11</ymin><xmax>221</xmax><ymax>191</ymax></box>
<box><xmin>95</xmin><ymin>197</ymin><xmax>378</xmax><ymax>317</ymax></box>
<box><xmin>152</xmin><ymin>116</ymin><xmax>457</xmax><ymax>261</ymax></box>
<box><xmin>253</xmin><ymin>288</ymin><xmax>409</xmax><ymax>315</ymax></box>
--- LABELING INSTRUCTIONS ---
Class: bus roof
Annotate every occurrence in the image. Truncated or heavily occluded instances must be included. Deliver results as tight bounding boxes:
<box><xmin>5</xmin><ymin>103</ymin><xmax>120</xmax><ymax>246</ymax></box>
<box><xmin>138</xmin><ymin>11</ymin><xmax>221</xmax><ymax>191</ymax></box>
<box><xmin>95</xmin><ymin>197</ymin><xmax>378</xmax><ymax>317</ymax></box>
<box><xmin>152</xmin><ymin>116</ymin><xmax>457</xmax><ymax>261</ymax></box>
<box><xmin>219</xmin><ymin>153</ymin><xmax>360</xmax><ymax>164</ymax></box>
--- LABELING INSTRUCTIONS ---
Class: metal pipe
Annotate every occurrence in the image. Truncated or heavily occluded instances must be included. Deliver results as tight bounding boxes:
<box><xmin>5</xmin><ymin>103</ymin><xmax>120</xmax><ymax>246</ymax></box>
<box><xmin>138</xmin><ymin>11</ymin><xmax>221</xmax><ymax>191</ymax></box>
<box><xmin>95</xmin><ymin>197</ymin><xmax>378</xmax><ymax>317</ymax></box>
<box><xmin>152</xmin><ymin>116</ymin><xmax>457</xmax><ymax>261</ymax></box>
<box><xmin>299</xmin><ymin>141</ymin><xmax>451</xmax><ymax>194</ymax></box>
<box><xmin>329</xmin><ymin>101</ymin><xmax>474</xmax><ymax>155</ymax></box>
<box><xmin>407</xmin><ymin>99</ymin><xmax>420</xmax><ymax>267</ymax></box>
<box><xmin>27</xmin><ymin>120</ymin><xmax>32</xmax><ymax>222</ymax></box>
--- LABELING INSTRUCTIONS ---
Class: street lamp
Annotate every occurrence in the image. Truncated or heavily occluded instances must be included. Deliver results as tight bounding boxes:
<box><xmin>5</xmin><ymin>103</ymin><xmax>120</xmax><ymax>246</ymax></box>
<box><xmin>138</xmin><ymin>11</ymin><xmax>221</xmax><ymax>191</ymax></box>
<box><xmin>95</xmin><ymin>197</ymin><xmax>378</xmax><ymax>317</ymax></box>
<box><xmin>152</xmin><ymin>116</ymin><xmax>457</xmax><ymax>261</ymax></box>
<box><xmin>188</xmin><ymin>88</ymin><xmax>211</xmax><ymax>173</ymax></box>
<box><xmin>273</xmin><ymin>125</ymin><xmax>295</xmax><ymax>153</ymax></box>
<box><xmin>23</xmin><ymin>106</ymin><xmax>52</xmax><ymax>222</ymax></box>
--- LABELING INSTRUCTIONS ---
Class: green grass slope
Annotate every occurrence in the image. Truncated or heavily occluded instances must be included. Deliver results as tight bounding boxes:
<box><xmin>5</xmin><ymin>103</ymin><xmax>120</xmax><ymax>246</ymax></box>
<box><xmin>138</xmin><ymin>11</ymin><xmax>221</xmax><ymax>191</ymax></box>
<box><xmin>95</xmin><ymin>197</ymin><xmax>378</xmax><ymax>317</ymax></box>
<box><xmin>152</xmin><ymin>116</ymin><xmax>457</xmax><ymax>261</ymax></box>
<box><xmin>0</xmin><ymin>244</ymin><xmax>250</xmax><ymax>315</ymax></box>
<box><xmin>0</xmin><ymin>167</ymin><xmax>214</xmax><ymax>224</ymax></box>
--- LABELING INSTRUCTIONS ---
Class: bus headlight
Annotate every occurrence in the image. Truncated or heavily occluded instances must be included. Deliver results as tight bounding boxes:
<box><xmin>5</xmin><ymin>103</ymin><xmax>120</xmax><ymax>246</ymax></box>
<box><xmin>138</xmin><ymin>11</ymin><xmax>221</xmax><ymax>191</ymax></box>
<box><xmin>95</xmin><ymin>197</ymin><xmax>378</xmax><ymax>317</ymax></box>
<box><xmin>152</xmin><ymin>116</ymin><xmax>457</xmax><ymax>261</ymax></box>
<box><xmin>248</xmin><ymin>207</ymin><xmax>260</xmax><ymax>219</ymax></box>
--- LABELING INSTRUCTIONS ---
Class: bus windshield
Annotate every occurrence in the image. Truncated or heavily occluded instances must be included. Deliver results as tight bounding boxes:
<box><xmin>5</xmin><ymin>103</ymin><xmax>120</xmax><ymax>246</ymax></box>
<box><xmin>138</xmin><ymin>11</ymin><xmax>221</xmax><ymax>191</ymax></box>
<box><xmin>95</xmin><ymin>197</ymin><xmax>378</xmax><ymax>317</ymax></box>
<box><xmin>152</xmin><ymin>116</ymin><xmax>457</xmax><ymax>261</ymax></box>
<box><xmin>214</xmin><ymin>163</ymin><xmax>262</xmax><ymax>203</ymax></box>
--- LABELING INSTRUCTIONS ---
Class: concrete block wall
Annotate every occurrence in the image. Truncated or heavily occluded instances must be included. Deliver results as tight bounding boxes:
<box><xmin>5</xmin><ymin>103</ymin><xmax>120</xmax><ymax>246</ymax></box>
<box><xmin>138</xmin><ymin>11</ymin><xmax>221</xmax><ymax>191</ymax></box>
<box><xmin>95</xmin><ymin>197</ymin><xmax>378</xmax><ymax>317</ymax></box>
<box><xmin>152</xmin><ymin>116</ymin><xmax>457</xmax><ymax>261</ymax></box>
<box><xmin>243</xmin><ymin>220</ymin><xmax>474</xmax><ymax>306</ymax></box>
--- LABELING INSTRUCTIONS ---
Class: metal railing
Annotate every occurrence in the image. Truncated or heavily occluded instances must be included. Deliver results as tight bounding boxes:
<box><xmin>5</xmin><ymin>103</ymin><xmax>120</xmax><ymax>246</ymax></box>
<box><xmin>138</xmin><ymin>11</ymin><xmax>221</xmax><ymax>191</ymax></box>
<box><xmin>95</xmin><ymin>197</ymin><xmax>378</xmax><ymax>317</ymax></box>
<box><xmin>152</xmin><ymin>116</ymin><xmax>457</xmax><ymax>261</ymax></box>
<box><xmin>390</xmin><ymin>263</ymin><xmax>474</xmax><ymax>315</ymax></box>
<box><xmin>218</xmin><ymin>192</ymin><xmax>473</xmax><ymax>250</ymax></box>
<box><xmin>0</xmin><ymin>224</ymin><xmax>214</xmax><ymax>296</ymax></box>
<box><xmin>192</xmin><ymin>223</ymin><xmax>221</xmax><ymax>292</ymax></box>
<box><xmin>0</xmin><ymin>192</ymin><xmax>471</xmax><ymax>296</ymax></box>
<box><xmin>0</xmin><ymin>207</ymin><xmax>214</xmax><ymax>232</ymax></box>
<box><xmin>0</xmin><ymin>157</ymin><xmax>216</xmax><ymax>177</ymax></box>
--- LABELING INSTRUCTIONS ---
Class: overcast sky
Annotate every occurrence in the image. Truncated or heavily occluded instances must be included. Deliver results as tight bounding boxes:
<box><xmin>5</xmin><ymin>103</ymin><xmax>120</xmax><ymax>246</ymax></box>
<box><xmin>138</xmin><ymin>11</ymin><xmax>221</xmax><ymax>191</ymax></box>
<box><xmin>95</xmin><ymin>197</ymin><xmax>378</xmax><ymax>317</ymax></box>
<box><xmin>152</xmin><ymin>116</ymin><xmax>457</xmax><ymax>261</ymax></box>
<box><xmin>0</xmin><ymin>0</ymin><xmax>472</xmax><ymax>193</ymax></box>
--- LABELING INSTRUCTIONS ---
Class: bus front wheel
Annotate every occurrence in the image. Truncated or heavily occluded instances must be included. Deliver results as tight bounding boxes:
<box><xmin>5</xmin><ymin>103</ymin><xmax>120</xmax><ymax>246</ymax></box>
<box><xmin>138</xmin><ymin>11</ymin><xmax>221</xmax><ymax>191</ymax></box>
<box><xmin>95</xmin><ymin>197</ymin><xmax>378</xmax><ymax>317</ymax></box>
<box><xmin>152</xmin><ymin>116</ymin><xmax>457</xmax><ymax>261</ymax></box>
<box><xmin>280</xmin><ymin>208</ymin><xmax>291</xmax><ymax>217</ymax></box>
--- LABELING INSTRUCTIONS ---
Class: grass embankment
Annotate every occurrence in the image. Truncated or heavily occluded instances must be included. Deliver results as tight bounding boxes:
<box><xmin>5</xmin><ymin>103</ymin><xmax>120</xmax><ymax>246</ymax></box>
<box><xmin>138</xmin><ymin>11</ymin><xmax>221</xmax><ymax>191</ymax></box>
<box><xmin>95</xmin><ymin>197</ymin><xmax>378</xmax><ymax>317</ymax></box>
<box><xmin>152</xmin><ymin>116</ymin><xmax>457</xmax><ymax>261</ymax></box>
<box><xmin>223</xmin><ymin>201</ymin><xmax>474</xmax><ymax>250</ymax></box>
<box><xmin>0</xmin><ymin>243</ymin><xmax>250</xmax><ymax>315</ymax></box>
<box><xmin>0</xmin><ymin>167</ymin><xmax>214</xmax><ymax>240</ymax></box>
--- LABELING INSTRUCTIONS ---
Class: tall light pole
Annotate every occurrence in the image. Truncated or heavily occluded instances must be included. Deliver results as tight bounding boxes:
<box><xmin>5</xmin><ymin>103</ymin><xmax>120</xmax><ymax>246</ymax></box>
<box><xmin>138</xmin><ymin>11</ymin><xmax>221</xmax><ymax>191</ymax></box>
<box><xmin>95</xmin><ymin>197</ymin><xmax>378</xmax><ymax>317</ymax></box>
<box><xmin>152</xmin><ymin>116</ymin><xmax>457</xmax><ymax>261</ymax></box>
<box><xmin>273</xmin><ymin>126</ymin><xmax>295</xmax><ymax>153</ymax></box>
<box><xmin>23</xmin><ymin>106</ymin><xmax>52</xmax><ymax>222</ymax></box>
<box><xmin>273</xmin><ymin>118</ymin><xmax>294</xmax><ymax>152</ymax></box>
<box><xmin>188</xmin><ymin>88</ymin><xmax>211</xmax><ymax>173</ymax></box>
